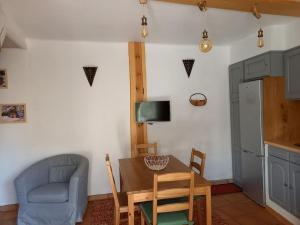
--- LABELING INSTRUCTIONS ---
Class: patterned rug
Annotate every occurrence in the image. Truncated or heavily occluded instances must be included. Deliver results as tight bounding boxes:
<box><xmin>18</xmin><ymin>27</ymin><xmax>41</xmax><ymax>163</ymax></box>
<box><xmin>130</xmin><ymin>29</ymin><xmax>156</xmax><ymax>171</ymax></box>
<box><xmin>90</xmin><ymin>198</ymin><xmax>228</xmax><ymax>225</ymax></box>
<box><xmin>90</xmin><ymin>184</ymin><xmax>241</xmax><ymax>225</ymax></box>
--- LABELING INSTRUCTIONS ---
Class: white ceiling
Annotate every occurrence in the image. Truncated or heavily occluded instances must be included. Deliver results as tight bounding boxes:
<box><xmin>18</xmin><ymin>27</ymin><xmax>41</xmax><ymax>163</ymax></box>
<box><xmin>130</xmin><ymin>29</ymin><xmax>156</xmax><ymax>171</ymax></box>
<box><xmin>0</xmin><ymin>0</ymin><xmax>298</xmax><ymax>45</ymax></box>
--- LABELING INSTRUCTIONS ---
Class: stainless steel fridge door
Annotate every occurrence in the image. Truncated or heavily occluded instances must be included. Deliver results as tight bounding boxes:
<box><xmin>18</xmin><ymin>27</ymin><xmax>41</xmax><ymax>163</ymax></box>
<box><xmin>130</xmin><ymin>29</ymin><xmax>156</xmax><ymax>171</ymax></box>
<box><xmin>239</xmin><ymin>80</ymin><xmax>264</xmax><ymax>155</ymax></box>
<box><xmin>239</xmin><ymin>80</ymin><xmax>266</xmax><ymax>206</ymax></box>
<box><xmin>241</xmin><ymin>150</ymin><xmax>266</xmax><ymax>205</ymax></box>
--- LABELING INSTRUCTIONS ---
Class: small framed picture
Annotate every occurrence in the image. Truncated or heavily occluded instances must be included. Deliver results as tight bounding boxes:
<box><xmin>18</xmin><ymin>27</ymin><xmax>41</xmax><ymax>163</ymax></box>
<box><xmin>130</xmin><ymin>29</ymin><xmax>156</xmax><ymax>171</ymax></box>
<box><xmin>0</xmin><ymin>69</ymin><xmax>8</xmax><ymax>89</ymax></box>
<box><xmin>0</xmin><ymin>104</ymin><xmax>26</xmax><ymax>123</ymax></box>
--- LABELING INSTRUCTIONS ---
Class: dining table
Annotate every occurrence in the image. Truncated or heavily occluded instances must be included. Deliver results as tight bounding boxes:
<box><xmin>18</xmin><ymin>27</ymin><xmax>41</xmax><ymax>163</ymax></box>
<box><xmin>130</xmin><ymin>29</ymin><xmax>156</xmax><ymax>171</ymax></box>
<box><xmin>119</xmin><ymin>155</ymin><xmax>212</xmax><ymax>225</ymax></box>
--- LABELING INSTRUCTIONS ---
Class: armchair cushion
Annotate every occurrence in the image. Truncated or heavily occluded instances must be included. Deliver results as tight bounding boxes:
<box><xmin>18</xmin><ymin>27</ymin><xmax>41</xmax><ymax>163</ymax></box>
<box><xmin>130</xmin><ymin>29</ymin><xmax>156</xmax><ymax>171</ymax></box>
<box><xmin>28</xmin><ymin>183</ymin><xmax>69</xmax><ymax>203</ymax></box>
<box><xmin>49</xmin><ymin>165</ymin><xmax>77</xmax><ymax>183</ymax></box>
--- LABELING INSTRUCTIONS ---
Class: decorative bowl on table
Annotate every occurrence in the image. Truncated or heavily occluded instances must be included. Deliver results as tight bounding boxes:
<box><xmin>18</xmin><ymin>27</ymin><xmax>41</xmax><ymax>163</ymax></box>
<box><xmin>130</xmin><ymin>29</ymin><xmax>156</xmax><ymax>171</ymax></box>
<box><xmin>144</xmin><ymin>155</ymin><xmax>169</xmax><ymax>171</ymax></box>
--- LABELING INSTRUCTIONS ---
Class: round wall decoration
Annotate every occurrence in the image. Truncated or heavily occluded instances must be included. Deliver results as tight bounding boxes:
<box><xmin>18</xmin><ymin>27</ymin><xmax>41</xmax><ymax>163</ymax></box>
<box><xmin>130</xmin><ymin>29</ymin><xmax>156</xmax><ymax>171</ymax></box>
<box><xmin>189</xmin><ymin>93</ymin><xmax>207</xmax><ymax>107</ymax></box>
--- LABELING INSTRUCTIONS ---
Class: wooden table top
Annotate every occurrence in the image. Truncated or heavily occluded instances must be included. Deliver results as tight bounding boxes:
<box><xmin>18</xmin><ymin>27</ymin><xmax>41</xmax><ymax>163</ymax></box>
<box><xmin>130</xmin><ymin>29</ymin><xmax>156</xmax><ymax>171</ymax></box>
<box><xmin>119</xmin><ymin>155</ymin><xmax>211</xmax><ymax>194</ymax></box>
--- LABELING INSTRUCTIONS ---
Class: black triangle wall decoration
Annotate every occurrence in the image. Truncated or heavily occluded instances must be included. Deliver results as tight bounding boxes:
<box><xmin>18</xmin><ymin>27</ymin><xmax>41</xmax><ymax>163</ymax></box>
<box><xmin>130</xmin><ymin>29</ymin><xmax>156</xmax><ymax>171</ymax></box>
<box><xmin>183</xmin><ymin>59</ymin><xmax>195</xmax><ymax>78</ymax></box>
<box><xmin>83</xmin><ymin>66</ymin><xmax>98</xmax><ymax>87</ymax></box>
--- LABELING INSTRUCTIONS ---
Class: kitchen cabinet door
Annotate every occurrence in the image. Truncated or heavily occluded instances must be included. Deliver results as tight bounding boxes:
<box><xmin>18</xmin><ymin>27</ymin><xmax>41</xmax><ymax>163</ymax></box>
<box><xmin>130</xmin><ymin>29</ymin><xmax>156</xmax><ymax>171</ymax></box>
<box><xmin>244</xmin><ymin>52</ymin><xmax>283</xmax><ymax>81</ymax></box>
<box><xmin>290</xmin><ymin>163</ymin><xmax>300</xmax><ymax>218</ymax></box>
<box><xmin>232</xmin><ymin>148</ymin><xmax>242</xmax><ymax>187</ymax></box>
<box><xmin>268</xmin><ymin>156</ymin><xmax>290</xmax><ymax>211</ymax></box>
<box><xmin>230</xmin><ymin>99</ymin><xmax>241</xmax><ymax>147</ymax></box>
<box><xmin>229</xmin><ymin>62</ymin><xmax>244</xmax><ymax>98</ymax></box>
<box><xmin>284</xmin><ymin>47</ymin><xmax>300</xmax><ymax>99</ymax></box>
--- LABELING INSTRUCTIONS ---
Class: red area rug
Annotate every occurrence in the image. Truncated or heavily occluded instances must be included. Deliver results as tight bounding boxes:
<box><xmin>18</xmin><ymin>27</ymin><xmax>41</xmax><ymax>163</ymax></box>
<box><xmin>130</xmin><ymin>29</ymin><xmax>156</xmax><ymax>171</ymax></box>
<box><xmin>90</xmin><ymin>198</ymin><xmax>228</xmax><ymax>225</ymax></box>
<box><xmin>212</xmin><ymin>183</ymin><xmax>242</xmax><ymax>196</ymax></box>
<box><xmin>89</xmin><ymin>184</ymin><xmax>241</xmax><ymax>225</ymax></box>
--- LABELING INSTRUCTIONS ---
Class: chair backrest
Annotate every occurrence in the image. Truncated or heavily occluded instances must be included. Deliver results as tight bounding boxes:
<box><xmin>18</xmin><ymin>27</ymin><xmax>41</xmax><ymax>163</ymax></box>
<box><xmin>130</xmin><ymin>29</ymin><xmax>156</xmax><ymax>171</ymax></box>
<box><xmin>190</xmin><ymin>148</ymin><xmax>206</xmax><ymax>177</ymax></box>
<box><xmin>105</xmin><ymin>154</ymin><xmax>119</xmax><ymax>209</ymax></box>
<box><xmin>152</xmin><ymin>171</ymin><xmax>195</xmax><ymax>225</ymax></box>
<box><xmin>135</xmin><ymin>143</ymin><xmax>158</xmax><ymax>157</ymax></box>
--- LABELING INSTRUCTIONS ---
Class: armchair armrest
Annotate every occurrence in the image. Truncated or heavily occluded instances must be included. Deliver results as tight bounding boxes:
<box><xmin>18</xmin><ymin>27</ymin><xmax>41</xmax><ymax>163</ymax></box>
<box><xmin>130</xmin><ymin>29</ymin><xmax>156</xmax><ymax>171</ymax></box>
<box><xmin>14</xmin><ymin>161</ymin><xmax>49</xmax><ymax>205</ymax></box>
<box><xmin>69</xmin><ymin>157</ymin><xmax>89</xmax><ymax>206</ymax></box>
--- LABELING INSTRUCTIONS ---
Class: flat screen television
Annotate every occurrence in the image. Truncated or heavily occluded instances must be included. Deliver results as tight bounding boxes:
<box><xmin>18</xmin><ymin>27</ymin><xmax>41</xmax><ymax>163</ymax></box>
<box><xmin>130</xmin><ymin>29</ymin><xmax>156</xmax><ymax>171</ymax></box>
<box><xmin>135</xmin><ymin>101</ymin><xmax>170</xmax><ymax>123</ymax></box>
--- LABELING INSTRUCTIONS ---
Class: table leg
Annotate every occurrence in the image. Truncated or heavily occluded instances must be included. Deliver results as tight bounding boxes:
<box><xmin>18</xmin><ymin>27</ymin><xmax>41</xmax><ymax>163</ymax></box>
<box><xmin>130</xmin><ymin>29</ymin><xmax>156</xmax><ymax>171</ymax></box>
<box><xmin>128</xmin><ymin>194</ymin><xmax>135</xmax><ymax>225</ymax></box>
<box><xmin>205</xmin><ymin>186</ymin><xmax>212</xmax><ymax>225</ymax></box>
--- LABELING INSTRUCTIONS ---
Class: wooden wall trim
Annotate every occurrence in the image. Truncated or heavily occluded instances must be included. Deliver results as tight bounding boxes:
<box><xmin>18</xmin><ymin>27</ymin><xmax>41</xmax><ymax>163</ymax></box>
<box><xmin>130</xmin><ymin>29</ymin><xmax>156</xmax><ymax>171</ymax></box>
<box><xmin>128</xmin><ymin>42</ymin><xmax>148</xmax><ymax>158</ymax></box>
<box><xmin>0</xmin><ymin>204</ymin><xmax>18</xmax><ymax>212</ymax></box>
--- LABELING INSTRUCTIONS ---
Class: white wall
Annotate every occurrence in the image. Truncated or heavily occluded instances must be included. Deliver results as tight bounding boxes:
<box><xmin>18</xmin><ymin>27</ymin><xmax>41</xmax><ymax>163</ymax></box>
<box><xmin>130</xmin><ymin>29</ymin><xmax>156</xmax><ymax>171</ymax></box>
<box><xmin>0</xmin><ymin>40</ymin><xmax>130</xmax><ymax>205</ymax></box>
<box><xmin>230</xmin><ymin>25</ymin><xmax>286</xmax><ymax>63</ymax></box>
<box><xmin>0</xmin><ymin>41</ymin><xmax>234</xmax><ymax>206</ymax></box>
<box><xmin>230</xmin><ymin>21</ymin><xmax>300</xmax><ymax>63</ymax></box>
<box><xmin>146</xmin><ymin>44</ymin><xmax>232</xmax><ymax>180</ymax></box>
<box><xmin>283</xmin><ymin>20</ymin><xmax>300</xmax><ymax>50</ymax></box>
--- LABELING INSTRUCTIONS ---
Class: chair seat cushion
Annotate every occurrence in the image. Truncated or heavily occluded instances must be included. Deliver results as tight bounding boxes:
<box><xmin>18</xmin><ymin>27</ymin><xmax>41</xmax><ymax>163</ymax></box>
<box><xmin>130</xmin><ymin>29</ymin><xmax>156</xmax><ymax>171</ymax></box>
<box><xmin>140</xmin><ymin>201</ymin><xmax>194</xmax><ymax>225</ymax></box>
<box><xmin>28</xmin><ymin>183</ymin><xmax>69</xmax><ymax>203</ymax></box>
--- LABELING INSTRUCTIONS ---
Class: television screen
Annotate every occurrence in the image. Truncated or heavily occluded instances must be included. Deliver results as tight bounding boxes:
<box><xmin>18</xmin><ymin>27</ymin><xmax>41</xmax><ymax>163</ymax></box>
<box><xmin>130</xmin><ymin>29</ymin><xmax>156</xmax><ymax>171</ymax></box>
<box><xmin>135</xmin><ymin>101</ymin><xmax>170</xmax><ymax>123</ymax></box>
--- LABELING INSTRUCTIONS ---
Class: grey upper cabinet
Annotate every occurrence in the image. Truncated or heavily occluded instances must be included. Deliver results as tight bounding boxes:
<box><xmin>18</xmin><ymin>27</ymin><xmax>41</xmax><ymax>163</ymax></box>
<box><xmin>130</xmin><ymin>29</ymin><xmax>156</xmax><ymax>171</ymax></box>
<box><xmin>268</xmin><ymin>156</ymin><xmax>290</xmax><ymax>211</ymax></box>
<box><xmin>244</xmin><ymin>51</ymin><xmax>283</xmax><ymax>81</ymax></box>
<box><xmin>284</xmin><ymin>47</ymin><xmax>300</xmax><ymax>99</ymax></box>
<box><xmin>229</xmin><ymin>62</ymin><xmax>244</xmax><ymax>98</ymax></box>
<box><xmin>230</xmin><ymin>99</ymin><xmax>241</xmax><ymax>147</ymax></box>
<box><xmin>290</xmin><ymin>163</ymin><xmax>300</xmax><ymax>218</ymax></box>
<box><xmin>229</xmin><ymin>62</ymin><xmax>244</xmax><ymax>187</ymax></box>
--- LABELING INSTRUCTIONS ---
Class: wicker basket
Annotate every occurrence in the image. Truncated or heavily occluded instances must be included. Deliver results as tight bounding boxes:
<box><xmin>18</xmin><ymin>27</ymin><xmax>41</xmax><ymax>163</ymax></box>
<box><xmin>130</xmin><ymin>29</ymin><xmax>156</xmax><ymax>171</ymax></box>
<box><xmin>189</xmin><ymin>93</ymin><xmax>207</xmax><ymax>107</ymax></box>
<box><xmin>144</xmin><ymin>155</ymin><xmax>169</xmax><ymax>171</ymax></box>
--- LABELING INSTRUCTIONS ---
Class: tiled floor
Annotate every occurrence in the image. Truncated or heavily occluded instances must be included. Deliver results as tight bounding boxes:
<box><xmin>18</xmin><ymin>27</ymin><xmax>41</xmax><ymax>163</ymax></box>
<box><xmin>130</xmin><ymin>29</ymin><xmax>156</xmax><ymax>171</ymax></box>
<box><xmin>0</xmin><ymin>193</ymin><xmax>288</xmax><ymax>225</ymax></box>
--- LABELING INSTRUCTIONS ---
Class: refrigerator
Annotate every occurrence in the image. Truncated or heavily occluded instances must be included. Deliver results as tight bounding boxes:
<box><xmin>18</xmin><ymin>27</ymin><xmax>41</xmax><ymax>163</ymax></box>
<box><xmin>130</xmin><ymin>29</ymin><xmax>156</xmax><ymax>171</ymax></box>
<box><xmin>239</xmin><ymin>80</ymin><xmax>266</xmax><ymax>206</ymax></box>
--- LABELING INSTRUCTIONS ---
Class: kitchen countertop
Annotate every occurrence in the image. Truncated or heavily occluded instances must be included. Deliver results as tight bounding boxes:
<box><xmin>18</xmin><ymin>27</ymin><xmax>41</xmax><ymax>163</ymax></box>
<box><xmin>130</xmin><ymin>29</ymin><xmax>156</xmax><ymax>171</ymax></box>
<box><xmin>265</xmin><ymin>140</ymin><xmax>300</xmax><ymax>154</ymax></box>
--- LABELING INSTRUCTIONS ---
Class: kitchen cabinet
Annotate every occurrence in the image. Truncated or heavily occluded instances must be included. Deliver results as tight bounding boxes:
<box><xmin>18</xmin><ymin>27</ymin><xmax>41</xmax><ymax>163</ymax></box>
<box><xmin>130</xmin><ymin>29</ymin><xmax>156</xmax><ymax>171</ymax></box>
<box><xmin>284</xmin><ymin>47</ymin><xmax>300</xmax><ymax>99</ymax></box>
<box><xmin>232</xmin><ymin>147</ymin><xmax>242</xmax><ymax>186</ymax></box>
<box><xmin>244</xmin><ymin>51</ymin><xmax>283</xmax><ymax>81</ymax></box>
<box><xmin>268</xmin><ymin>155</ymin><xmax>290</xmax><ymax>211</ymax></box>
<box><xmin>230</xmin><ymin>99</ymin><xmax>241</xmax><ymax>147</ymax></box>
<box><xmin>290</xmin><ymin>163</ymin><xmax>300</xmax><ymax>218</ymax></box>
<box><xmin>268</xmin><ymin>145</ymin><xmax>300</xmax><ymax>219</ymax></box>
<box><xmin>229</xmin><ymin>62</ymin><xmax>244</xmax><ymax>98</ymax></box>
<box><xmin>229</xmin><ymin>62</ymin><xmax>244</xmax><ymax>187</ymax></box>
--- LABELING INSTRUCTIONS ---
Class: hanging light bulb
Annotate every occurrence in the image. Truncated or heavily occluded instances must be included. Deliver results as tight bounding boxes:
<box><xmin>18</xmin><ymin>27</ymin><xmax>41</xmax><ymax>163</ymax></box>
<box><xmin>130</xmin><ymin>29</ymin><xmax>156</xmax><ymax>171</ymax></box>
<box><xmin>141</xmin><ymin>15</ymin><xmax>148</xmax><ymax>38</ymax></box>
<box><xmin>257</xmin><ymin>28</ymin><xmax>264</xmax><ymax>48</ymax></box>
<box><xmin>199</xmin><ymin>30</ymin><xmax>213</xmax><ymax>53</ymax></box>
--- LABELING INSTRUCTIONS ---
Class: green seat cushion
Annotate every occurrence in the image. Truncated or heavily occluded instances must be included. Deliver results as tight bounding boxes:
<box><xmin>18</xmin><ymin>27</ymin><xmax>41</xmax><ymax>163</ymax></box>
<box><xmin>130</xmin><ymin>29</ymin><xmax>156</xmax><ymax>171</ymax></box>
<box><xmin>140</xmin><ymin>201</ymin><xmax>194</xmax><ymax>225</ymax></box>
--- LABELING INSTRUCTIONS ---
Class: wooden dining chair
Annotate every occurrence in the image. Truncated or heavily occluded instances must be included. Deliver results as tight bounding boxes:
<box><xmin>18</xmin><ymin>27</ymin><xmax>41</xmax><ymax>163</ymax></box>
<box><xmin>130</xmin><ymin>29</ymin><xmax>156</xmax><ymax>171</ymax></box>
<box><xmin>140</xmin><ymin>171</ymin><xmax>195</xmax><ymax>225</ymax></box>
<box><xmin>134</xmin><ymin>143</ymin><xmax>158</xmax><ymax>157</ymax></box>
<box><xmin>105</xmin><ymin>154</ymin><xmax>138</xmax><ymax>225</ymax></box>
<box><xmin>190</xmin><ymin>148</ymin><xmax>206</xmax><ymax>224</ymax></box>
<box><xmin>190</xmin><ymin>148</ymin><xmax>206</xmax><ymax>177</ymax></box>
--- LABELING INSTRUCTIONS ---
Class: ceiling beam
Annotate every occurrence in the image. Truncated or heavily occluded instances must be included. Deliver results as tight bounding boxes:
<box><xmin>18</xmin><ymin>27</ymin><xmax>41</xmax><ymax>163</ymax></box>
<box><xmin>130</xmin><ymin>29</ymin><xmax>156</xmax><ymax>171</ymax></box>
<box><xmin>155</xmin><ymin>0</ymin><xmax>300</xmax><ymax>17</ymax></box>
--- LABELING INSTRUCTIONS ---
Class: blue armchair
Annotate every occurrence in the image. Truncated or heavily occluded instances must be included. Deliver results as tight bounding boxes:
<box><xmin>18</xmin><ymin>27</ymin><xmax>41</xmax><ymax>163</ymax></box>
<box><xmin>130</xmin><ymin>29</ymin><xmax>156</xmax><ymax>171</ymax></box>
<box><xmin>14</xmin><ymin>154</ymin><xmax>89</xmax><ymax>225</ymax></box>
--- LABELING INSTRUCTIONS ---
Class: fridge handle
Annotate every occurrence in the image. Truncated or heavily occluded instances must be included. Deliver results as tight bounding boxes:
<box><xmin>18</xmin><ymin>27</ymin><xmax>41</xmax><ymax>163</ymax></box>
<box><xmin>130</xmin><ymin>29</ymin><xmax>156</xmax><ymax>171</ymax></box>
<box><xmin>243</xmin><ymin>150</ymin><xmax>255</xmax><ymax>154</ymax></box>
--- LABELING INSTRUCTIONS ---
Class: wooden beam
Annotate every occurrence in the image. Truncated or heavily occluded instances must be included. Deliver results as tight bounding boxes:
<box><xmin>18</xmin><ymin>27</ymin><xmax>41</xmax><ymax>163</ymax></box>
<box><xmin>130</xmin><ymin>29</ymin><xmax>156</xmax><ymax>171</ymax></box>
<box><xmin>128</xmin><ymin>42</ymin><xmax>148</xmax><ymax>158</ymax></box>
<box><xmin>155</xmin><ymin>0</ymin><xmax>300</xmax><ymax>17</ymax></box>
